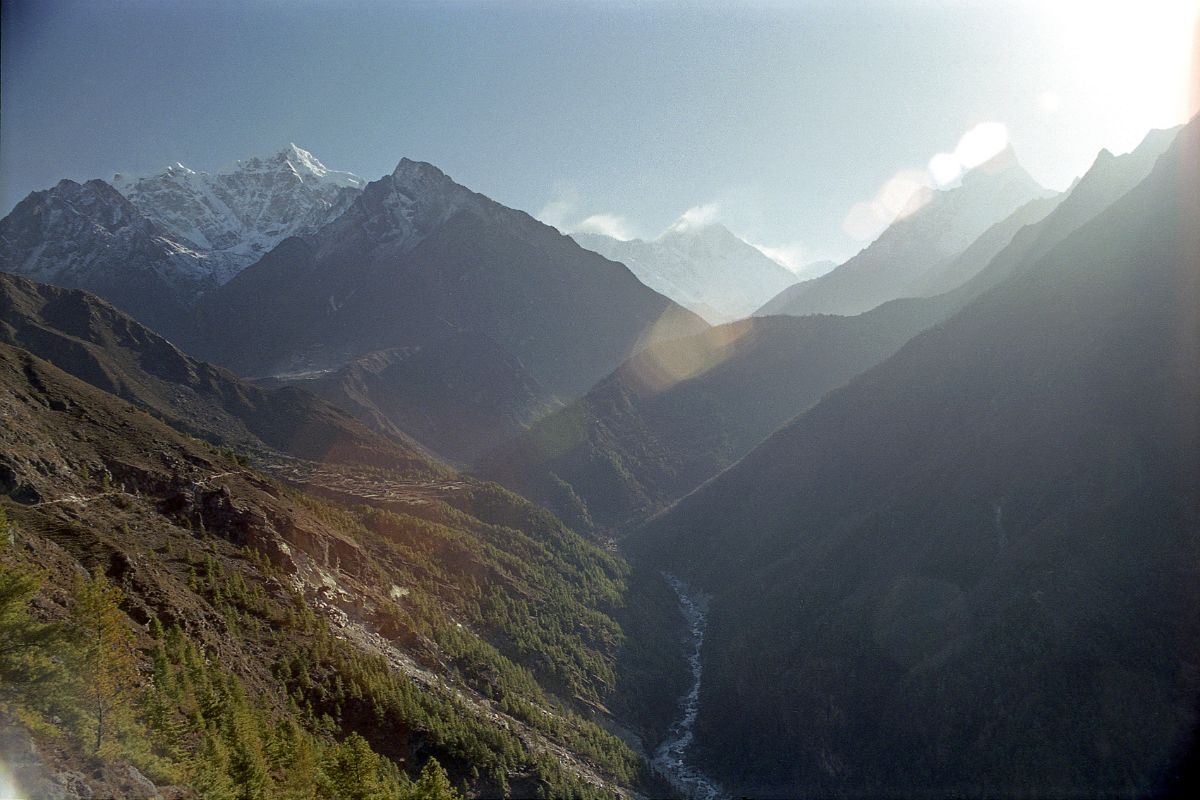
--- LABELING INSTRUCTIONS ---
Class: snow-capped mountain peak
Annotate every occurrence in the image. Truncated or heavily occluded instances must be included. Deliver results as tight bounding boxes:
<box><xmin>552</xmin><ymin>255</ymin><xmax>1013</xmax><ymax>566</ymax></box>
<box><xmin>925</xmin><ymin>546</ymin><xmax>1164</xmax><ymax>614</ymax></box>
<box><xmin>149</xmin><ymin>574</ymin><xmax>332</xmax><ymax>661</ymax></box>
<box><xmin>112</xmin><ymin>145</ymin><xmax>364</xmax><ymax>283</ymax></box>
<box><xmin>217</xmin><ymin>143</ymin><xmax>364</xmax><ymax>190</ymax></box>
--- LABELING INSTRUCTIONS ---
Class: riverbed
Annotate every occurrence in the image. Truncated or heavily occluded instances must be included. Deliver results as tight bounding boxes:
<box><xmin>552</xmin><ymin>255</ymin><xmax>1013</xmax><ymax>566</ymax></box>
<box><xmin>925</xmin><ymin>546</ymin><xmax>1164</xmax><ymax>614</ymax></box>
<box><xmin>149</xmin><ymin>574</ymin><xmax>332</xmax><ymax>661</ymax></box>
<box><xmin>651</xmin><ymin>573</ymin><xmax>726</xmax><ymax>800</ymax></box>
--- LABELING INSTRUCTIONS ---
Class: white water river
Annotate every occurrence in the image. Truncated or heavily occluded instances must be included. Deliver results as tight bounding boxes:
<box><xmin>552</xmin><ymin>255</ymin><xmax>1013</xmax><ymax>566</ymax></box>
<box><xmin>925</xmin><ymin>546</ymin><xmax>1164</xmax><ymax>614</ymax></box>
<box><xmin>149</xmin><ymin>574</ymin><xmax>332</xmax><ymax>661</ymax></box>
<box><xmin>651</xmin><ymin>573</ymin><xmax>726</xmax><ymax>800</ymax></box>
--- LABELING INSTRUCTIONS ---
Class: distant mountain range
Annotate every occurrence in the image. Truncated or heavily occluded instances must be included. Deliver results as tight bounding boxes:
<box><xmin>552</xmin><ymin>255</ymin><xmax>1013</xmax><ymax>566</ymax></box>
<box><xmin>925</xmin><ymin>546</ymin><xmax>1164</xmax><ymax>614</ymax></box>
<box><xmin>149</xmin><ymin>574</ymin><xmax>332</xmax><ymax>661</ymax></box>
<box><xmin>573</xmin><ymin>221</ymin><xmax>799</xmax><ymax>322</ymax></box>
<box><xmin>183</xmin><ymin>157</ymin><xmax>706</xmax><ymax>462</ymax></box>
<box><xmin>0</xmin><ymin>145</ymin><xmax>363</xmax><ymax>335</ymax></box>
<box><xmin>633</xmin><ymin>118</ymin><xmax>1199</xmax><ymax>796</ymax></box>
<box><xmin>758</xmin><ymin>146</ymin><xmax>1053</xmax><ymax>317</ymax></box>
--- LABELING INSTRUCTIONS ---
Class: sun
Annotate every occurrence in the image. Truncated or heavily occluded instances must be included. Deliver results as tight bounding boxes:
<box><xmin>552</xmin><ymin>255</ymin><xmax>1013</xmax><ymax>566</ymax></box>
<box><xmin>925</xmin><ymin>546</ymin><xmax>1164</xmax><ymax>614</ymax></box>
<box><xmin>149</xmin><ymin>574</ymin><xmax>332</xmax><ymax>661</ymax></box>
<box><xmin>1049</xmin><ymin>0</ymin><xmax>1198</xmax><ymax>148</ymax></box>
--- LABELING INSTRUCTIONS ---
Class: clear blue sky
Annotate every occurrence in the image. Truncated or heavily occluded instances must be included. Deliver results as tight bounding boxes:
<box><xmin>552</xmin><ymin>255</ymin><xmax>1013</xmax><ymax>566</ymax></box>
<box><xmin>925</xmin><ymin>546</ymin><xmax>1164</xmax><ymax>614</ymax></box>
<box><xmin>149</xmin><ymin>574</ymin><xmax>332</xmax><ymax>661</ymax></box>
<box><xmin>2</xmin><ymin>0</ymin><xmax>1195</xmax><ymax>265</ymax></box>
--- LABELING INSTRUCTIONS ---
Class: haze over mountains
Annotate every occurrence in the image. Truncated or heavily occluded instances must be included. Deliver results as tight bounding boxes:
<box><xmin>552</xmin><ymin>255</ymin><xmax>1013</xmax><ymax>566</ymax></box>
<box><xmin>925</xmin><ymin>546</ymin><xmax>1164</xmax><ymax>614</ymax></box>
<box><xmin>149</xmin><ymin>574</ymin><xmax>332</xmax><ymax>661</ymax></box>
<box><xmin>186</xmin><ymin>158</ymin><xmax>705</xmax><ymax>392</ymax></box>
<box><xmin>480</xmin><ymin>125</ymin><xmax>1179</xmax><ymax>538</ymax></box>
<box><xmin>1</xmin><ymin>110</ymin><xmax>1197</xmax><ymax>800</ymax></box>
<box><xmin>0</xmin><ymin>147</ymin><xmax>709</xmax><ymax>465</ymax></box>
<box><xmin>572</xmin><ymin>220</ymin><xmax>800</xmax><ymax>323</ymax></box>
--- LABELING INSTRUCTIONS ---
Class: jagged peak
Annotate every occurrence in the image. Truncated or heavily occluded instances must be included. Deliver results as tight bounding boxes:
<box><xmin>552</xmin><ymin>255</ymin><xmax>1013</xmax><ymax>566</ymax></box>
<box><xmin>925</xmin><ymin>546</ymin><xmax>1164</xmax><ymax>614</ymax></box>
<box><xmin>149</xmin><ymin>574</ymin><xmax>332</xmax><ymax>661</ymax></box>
<box><xmin>960</xmin><ymin>144</ymin><xmax>1034</xmax><ymax>186</ymax></box>
<box><xmin>38</xmin><ymin>177</ymin><xmax>127</xmax><ymax>205</ymax></box>
<box><xmin>391</xmin><ymin>157</ymin><xmax>453</xmax><ymax>186</ymax></box>
<box><xmin>213</xmin><ymin>144</ymin><xmax>362</xmax><ymax>188</ymax></box>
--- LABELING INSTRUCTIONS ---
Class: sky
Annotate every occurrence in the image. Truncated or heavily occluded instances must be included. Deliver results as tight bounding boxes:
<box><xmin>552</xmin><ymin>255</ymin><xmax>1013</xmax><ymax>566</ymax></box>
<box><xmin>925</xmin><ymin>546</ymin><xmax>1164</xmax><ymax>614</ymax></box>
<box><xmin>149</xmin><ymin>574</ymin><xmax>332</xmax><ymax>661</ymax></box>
<box><xmin>1</xmin><ymin>0</ymin><xmax>1197</xmax><ymax>270</ymax></box>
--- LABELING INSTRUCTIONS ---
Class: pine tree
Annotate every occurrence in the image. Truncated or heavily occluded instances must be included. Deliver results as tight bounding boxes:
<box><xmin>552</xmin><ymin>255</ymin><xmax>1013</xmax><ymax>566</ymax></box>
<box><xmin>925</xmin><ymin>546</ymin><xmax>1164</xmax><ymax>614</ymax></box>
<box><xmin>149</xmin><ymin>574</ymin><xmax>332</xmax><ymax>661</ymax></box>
<box><xmin>268</xmin><ymin>719</ymin><xmax>320</xmax><ymax>800</ymax></box>
<box><xmin>193</xmin><ymin>728</ymin><xmax>236</xmax><ymax>800</ymax></box>
<box><xmin>0</xmin><ymin>562</ymin><xmax>63</xmax><ymax>703</ymax></box>
<box><xmin>410</xmin><ymin>757</ymin><xmax>461</xmax><ymax>800</ymax></box>
<box><xmin>70</xmin><ymin>567</ymin><xmax>139</xmax><ymax>754</ymax></box>
<box><xmin>322</xmin><ymin>733</ymin><xmax>382</xmax><ymax>800</ymax></box>
<box><xmin>223</xmin><ymin>705</ymin><xmax>271</xmax><ymax>800</ymax></box>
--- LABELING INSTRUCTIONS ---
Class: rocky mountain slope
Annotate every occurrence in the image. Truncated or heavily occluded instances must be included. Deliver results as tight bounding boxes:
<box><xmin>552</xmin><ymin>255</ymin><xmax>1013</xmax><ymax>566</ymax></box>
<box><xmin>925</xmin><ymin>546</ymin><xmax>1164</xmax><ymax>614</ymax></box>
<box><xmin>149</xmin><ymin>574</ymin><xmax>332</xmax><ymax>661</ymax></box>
<box><xmin>476</xmin><ymin>309</ymin><xmax>942</xmax><ymax>534</ymax></box>
<box><xmin>0</xmin><ymin>272</ymin><xmax>433</xmax><ymax>475</ymax></box>
<box><xmin>633</xmin><ymin>118</ymin><xmax>1200</xmax><ymax>797</ymax></box>
<box><xmin>757</xmin><ymin>147</ymin><xmax>1050</xmax><ymax>317</ymax></box>
<box><xmin>573</xmin><ymin>222</ymin><xmax>798</xmax><ymax>323</ymax></box>
<box><xmin>266</xmin><ymin>331</ymin><xmax>562</xmax><ymax>467</ymax></box>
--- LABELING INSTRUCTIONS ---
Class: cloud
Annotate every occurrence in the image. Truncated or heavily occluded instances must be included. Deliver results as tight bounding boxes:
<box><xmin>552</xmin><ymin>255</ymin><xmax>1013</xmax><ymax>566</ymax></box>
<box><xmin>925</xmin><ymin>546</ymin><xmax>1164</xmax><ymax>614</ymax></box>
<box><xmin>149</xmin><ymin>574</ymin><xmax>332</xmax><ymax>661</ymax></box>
<box><xmin>757</xmin><ymin>245</ymin><xmax>837</xmax><ymax>279</ymax></box>
<box><xmin>751</xmin><ymin>241</ymin><xmax>807</xmax><ymax>272</ymax></box>
<box><xmin>536</xmin><ymin>186</ymin><xmax>635</xmax><ymax>240</ymax></box>
<box><xmin>750</xmin><ymin>241</ymin><xmax>837</xmax><ymax>279</ymax></box>
<box><xmin>666</xmin><ymin>202</ymin><xmax>721</xmax><ymax>233</ymax></box>
<box><xmin>575</xmin><ymin>213</ymin><xmax>635</xmax><ymax>240</ymax></box>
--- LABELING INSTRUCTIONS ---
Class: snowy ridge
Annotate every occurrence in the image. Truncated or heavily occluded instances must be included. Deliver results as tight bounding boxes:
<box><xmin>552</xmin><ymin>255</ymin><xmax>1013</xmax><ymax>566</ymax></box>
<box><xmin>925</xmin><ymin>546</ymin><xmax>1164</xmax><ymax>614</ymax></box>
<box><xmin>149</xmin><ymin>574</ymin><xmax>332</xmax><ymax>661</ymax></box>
<box><xmin>114</xmin><ymin>144</ymin><xmax>363</xmax><ymax>283</ymax></box>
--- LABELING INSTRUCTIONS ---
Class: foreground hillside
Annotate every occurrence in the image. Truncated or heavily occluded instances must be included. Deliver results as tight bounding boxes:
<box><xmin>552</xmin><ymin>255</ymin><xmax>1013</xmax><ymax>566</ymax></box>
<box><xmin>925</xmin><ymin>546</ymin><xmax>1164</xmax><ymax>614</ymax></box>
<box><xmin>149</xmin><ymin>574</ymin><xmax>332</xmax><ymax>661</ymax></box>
<box><xmin>635</xmin><ymin>119</ymin><xmax>1200</xmax><ymax>796</ymax></box>
<box><xmin>0</xmin><ymin>342</ymin><xmax>663</xmax><ymax>799</ymax></box>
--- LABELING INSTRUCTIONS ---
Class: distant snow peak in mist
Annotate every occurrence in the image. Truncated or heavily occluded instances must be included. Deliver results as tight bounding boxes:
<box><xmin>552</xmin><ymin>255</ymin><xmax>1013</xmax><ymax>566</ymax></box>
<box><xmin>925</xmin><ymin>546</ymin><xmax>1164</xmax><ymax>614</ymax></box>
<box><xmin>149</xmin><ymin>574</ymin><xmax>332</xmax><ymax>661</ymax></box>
<box><xmin>573</xmin><ymin>217</ymin><xmax>798</xmax><ymax>323</ymax></box>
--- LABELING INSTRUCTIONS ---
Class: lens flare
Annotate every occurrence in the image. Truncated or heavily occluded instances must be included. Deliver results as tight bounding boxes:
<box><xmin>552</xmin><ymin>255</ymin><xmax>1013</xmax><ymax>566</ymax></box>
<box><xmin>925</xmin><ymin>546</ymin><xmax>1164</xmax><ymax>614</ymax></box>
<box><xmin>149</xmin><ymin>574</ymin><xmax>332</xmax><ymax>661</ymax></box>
<box><xmin>626</xmin><ymin>317</ymin><xmax>759</xmax><ymax>396</ymax></box>
<box><xmin>954</xmin><ymin>122</ymin><xmax>1009</xmax><ymax>170</ymax></box>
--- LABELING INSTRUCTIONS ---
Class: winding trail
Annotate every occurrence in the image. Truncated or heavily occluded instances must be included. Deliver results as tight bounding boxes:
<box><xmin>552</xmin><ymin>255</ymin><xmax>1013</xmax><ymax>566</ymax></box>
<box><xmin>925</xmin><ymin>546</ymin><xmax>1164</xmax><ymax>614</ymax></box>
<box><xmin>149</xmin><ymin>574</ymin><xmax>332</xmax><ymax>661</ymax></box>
<box><xmin>652</xmin><ymin>573</ymin><xmax>726</xmax><ymax>800</ymax></box>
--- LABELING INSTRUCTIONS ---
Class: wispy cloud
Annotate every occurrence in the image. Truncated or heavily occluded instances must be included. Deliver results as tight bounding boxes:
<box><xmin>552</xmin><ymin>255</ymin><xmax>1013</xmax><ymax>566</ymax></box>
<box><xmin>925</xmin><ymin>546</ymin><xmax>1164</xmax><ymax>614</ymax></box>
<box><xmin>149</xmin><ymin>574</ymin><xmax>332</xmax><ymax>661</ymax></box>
<box><xmin>575</xmin><ymin>213</ymin><xmax>635</xmax><ymax>240</ymax></box>
<box><xmin>665</xmin><ymin>202</ymin><xmax>721</xmax><ymax>234</ymax></box>
<box><xmin>536</xmin><ymin>186</ymin><xmax>636</xmax><ymax>240</ymax></box>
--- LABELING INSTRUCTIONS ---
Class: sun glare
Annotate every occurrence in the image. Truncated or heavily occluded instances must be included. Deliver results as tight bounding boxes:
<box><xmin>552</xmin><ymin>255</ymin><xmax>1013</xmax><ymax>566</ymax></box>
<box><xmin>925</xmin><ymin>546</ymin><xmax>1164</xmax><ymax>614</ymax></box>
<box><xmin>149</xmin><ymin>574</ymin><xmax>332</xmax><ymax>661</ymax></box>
<box><xmin>1052</xmin><ymin>0</ymin><xmax>1198</xmax><ymax>149</ymax></box>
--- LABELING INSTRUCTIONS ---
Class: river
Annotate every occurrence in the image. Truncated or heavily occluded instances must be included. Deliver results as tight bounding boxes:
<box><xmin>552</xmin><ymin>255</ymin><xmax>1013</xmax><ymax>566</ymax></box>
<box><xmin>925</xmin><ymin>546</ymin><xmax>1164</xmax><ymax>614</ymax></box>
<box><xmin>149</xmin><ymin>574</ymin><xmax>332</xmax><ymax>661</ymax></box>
<box><xmin>651</xmin><ymin>572</ymin><xmax>726</xmax><ymax>800</ymax></box>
